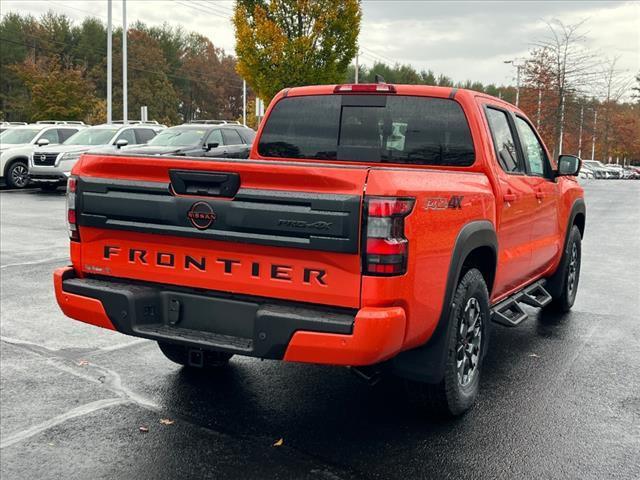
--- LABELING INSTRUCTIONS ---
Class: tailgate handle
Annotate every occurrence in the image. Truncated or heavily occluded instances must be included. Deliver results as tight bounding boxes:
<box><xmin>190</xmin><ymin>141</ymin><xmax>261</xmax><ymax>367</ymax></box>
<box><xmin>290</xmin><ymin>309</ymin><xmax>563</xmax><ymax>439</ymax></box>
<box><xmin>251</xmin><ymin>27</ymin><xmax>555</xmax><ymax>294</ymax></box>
<box><xmin>170</xmin><ymin>170</ymin><xmax>240</xmax><ymax>197</ymax></box>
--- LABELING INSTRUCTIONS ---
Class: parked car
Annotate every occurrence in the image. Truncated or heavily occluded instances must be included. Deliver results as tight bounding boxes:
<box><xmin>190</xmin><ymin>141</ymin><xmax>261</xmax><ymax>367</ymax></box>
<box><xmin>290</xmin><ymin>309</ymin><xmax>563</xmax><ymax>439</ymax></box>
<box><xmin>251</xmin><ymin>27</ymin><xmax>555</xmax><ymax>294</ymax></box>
<box><xmin>122</xmin><ymin>123</ymin><xmax>256</xmax><ymax>159</ymax></box>
<box><xmin>582</xmin><ymin>160</ymin><xmax>610</xmax><ymax>179</ymax></box>
<box><xmin>55</xmin><ymin>83</ymin><xmax>585</xmax><ymax>417</ymax></box>
<box><xmin>29</xmin><ymin>123</ymin><xmax>164</xmax><ymax>190</ymax></box>
<box><xmin>578</xmin><ymin>166</ymin><xmax>594</xmax><ymax>180</ymax></box>
<box><xmin>0</xmin><ymin>124</ymin><xmax>85</xmax><ymax>188</ymax></box>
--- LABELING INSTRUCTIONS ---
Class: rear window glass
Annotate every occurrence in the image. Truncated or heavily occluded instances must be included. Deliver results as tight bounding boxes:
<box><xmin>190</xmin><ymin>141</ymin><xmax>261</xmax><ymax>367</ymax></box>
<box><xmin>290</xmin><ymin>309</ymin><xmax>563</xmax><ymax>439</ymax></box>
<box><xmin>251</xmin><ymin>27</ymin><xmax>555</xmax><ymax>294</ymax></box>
<box><xmin>258</xmin><ymin>95</ymin><xmax>475</xmax><ymax>166</ymax></box>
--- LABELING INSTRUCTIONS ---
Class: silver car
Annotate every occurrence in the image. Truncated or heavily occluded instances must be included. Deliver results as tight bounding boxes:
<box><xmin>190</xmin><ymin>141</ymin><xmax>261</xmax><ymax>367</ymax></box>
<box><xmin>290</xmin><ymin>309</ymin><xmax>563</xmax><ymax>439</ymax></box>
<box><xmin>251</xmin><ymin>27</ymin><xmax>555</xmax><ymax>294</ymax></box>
<box><xmin>29</xmin><ymin>124</ymin><xmax>164</xmax><ymax>191</ymax></box>
<box><xmin>1</xmin><ymin>124</ymin><xmax>84</xmax><ymax>188</ymax></box>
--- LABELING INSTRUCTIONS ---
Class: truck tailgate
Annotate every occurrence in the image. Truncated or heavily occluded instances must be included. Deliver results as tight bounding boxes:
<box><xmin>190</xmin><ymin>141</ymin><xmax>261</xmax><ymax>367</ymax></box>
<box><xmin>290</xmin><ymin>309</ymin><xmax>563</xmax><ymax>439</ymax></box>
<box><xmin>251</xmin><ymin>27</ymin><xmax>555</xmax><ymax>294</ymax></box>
<box><xmin>72</xmin><ymin>153</ymin><xmax>368</xmax><ymax>308</ymax></box>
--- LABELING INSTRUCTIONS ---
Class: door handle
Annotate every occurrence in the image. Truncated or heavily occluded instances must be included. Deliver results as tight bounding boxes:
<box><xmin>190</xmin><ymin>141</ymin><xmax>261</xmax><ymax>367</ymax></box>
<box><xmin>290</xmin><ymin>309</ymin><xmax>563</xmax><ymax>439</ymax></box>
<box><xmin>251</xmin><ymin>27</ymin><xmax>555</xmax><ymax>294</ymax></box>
<box><xmin>503</xmin><ymin>193</ymin><xmax>516</xmax><ymax>202</ymax></box>
<box><xmin>535</xmin><ymin>190</ymin><xmax>544</xmax><ymax>200</ymax></box>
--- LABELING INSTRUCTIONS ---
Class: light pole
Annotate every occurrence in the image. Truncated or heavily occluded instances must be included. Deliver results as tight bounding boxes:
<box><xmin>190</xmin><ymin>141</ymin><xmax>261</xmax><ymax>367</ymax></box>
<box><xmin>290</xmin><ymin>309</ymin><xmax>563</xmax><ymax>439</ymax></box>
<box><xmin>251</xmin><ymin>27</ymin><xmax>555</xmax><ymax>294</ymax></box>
<box><xmin>577</xmin><ymin>104</ymin><xmax>584</xmax><ymax>158</ymax></box>
<box><xmin>504</xmin><ymin>59</ymin><xmax>524</xmax><ymax>107</ymax></box>
<box><xmin>122</xmin><ymin>0</ymin><xmax>127</xmax><ymax>123</ymax></box>
<box><xmin>591</xmin><ymin>108</ymin><xmax>598</xmax><ymax>161</ymax></box>
<box><xmin>242</xmin><ymin>79</ymin><xmax>247</xmax><ymax>126</ymax></box>
<box><xmin>536</xmin><ymin>88</ymin><xmax>542</xmax><ymax>129</ymax></box>
<box><xmin>107</xmin><ymin>0</ymin><xmax>112</xmax><ymax>123</ymax></box>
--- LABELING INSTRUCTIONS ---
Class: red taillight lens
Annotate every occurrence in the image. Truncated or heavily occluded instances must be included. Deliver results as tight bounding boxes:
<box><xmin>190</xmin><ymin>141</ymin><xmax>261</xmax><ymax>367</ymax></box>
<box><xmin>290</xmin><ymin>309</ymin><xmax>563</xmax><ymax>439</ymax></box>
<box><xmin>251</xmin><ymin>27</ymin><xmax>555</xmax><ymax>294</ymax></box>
<box><xmin>334</xmin><ymin>84</ymin><xmax>397</xmax><ymax>93</ymax></box>
<box><xmin>66</xmin><ymin>176</ymin><xmax>79</xmax><ymax>241</ymax></box>
<box><xmin>363</xmin><ymin>196</ymin><xmax>414</xmax><ymax>276</ymax></box>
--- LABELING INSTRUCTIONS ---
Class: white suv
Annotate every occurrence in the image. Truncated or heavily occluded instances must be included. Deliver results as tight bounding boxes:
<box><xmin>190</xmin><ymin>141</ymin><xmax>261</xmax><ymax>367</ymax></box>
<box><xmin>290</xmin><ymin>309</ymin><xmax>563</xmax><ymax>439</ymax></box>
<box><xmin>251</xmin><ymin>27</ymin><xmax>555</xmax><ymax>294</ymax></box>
<box><xmin>0</xmin><ymin>124</ymin><xmax>84</xmax><ymax>188</ymax></box>
<box><xmin>29</xmin><ymin>124</ymin><xmax>164</xmax><ymax>190</ymax></box>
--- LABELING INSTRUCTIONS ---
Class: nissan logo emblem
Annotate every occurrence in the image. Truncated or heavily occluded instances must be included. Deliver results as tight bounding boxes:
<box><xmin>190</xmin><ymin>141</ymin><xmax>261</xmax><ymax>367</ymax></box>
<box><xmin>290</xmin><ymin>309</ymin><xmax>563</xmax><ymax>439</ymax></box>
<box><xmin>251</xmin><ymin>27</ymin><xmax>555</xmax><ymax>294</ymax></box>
<box><xmin>40</xmin><ymin>155</ymin><xmax>46</xmax><ymax>161</ymax></box>
<box><xmin>187</xmin><ymin>202</ymin><xmax>216</xmax><ymax>230</ymax></box>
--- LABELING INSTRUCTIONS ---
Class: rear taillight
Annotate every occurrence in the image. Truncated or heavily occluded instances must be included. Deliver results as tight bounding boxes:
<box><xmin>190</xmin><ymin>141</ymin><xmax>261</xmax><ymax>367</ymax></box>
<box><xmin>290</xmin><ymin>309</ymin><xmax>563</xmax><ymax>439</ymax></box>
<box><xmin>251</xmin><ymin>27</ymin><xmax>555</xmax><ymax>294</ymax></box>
<box><xmin>363</xmin><ymin>196</ymin><xmax>414</xmax><ymax>276</ymax></box>
<box><xmin>66</xmin><ymin>176</ymin><xmax>79</xmax><ymax>241</ymax></box>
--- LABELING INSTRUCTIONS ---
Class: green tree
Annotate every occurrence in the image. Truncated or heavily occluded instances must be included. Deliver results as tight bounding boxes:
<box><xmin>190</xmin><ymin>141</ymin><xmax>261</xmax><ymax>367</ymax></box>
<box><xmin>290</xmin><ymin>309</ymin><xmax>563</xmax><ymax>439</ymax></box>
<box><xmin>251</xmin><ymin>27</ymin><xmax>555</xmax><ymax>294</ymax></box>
<box><xmin>234</xmin><ymin>0</ymin><xmax>361</xmax><ymax>101</ymax></box>
<box><xmin>109</xmin><ymin>29</ymin><xmax>180</xmax><ymax>124</ymax></box>
<box><xmin>12</xmin><ymin>56</ymin><xmax>97</xmax><ymax>121</ymax></box>
<box><xmin>0</xmin><ymin>13</ymin><xmax>40</xmax><ymax>119</ymax></box>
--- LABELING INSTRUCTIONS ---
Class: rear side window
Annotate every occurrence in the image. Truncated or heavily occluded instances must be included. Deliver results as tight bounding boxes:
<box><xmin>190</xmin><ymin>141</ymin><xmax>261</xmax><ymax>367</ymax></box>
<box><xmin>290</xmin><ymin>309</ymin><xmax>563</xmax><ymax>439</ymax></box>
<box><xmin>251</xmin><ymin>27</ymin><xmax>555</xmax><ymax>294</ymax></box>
<box><xmin>485</xmin><ymin>108</ymin><xmax>521</xmax><ymax>173</ymax></box>
<box><xmin>221</xmin><ymin>129</ymin><xmax>243</xmax><ymax>145</ymax></box>
<box><xmin>258</xmin><ymin>95</ymin><xmax>475</xmax><ymax>166</ymax></box>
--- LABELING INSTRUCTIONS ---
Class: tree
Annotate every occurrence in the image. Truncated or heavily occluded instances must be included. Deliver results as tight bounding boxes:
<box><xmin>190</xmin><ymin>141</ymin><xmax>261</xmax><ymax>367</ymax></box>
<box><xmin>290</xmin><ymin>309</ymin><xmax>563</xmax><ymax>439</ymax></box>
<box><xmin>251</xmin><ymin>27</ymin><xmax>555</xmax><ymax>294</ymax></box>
<box><xmin>12</xmin><ymin>56</ymin><xmax>97</xmax><ymax>121</ymax></box>
<box><xmin>0</xmin><ymin>13</ymin><xmax>40</xmax><ymax>119</ymax></box>
<box><xmin>233</xmin><ymin>0</ymin><xmax>361</xmax><ymax>101</ymax></box>
<box><xmin>633</xmin><ymin>73</ymin><xmax>640</xmax><ymax>103</ymax></box>
<box><xmin>531</xmin><ymin>20</ymin><xmax>599</xmax><ymax>156</ymax></box>
<box><xmin>179</xmin><ymin>33</ymin><xmax>243</xmax><ymax>122</ymax></box>
<box><xmin>109</xmin><ymin>29</ymin><xmax>180</xmax><ymax>124</ymax></box>
<box><xmin>598</xmin><ymin>57</ymin><xmax>634</xmax><ymax>161</ymax></box>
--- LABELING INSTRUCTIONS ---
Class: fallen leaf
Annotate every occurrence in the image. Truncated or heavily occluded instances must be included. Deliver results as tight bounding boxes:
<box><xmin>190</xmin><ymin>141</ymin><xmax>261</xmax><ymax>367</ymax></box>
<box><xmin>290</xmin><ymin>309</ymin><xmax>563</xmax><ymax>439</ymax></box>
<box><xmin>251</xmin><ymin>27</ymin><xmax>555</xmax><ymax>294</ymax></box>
<box><xmin>139</xmin><ymin>426</ymin><xmax>149</xmax><ymax>433</ymax></box>
<box><xmin>272</xmin><ymin>438</ymin><xmax>284</xmax><ymax>447</ymax></box>
<box><xmin>159</xmin><ymin>418</ymin><xmax>174</xmax><ymax>426</ymax></box>
<box><xmin>529</xmin><ymin>353</ymin><xmax>539</xmax><ymax>358</ymax></box>
<box><xmin>77</xmin><ymin>360</ymin><xmax>89</xmax><ymax>366</ymax></box>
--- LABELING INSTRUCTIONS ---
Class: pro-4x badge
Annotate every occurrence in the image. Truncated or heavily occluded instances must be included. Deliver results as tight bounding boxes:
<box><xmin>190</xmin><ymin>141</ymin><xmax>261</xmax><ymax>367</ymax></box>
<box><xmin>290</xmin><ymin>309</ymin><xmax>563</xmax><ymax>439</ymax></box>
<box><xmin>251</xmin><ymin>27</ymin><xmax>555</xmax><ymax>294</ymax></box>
<box><xmin>424</xmin><ymin>196</ymin><xmax>464</xmax><ymax>210</ymax></box>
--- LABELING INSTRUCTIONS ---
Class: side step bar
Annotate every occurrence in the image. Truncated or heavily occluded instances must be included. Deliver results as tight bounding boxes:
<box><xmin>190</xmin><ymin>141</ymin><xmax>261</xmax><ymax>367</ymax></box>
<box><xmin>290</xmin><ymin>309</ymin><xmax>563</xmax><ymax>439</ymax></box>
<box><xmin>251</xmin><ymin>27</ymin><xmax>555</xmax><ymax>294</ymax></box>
<box><xmin>491</xmin><ymin>280</ymin><xmax>552</xmax><ymax>327</ymax></box>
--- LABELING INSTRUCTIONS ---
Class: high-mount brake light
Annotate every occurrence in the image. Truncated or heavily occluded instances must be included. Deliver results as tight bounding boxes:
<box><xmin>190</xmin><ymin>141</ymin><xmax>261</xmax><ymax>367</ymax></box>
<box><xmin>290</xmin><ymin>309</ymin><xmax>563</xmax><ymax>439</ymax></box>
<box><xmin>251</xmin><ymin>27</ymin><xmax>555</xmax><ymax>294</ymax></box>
<box><xmin>334</xmin><ymin>84</ymin><xmax>397</xmax><ymax>94</ymax></box>
<box><xmin>363</xmin><ymin>196</ymin><xmax>414</xmax><ymax>276</ymax></box>
<box><xmin>66</xmin><ymin>176</ymin><xmax>79</xmax><ymax>241</ymax></box>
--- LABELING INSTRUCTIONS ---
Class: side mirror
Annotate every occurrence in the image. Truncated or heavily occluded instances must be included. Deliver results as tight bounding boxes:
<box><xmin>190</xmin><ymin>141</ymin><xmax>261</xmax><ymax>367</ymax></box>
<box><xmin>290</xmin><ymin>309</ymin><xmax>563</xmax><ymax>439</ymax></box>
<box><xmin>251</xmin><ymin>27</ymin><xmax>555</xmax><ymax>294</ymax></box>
<box><xmin>205</xmin><ymin>142</ymin><xmax>219</xmax><ymax>151</ymax></box>
<box><xmin>36</xmin><ymin>138</ymin><xmax>50</xmax><ymax>147</ymax></box>
<box><xmin>115</xmin><ymin>139</ymin><xmax>128</xmax><ymax>149</ymax></box>
<box><xmin>557</xmin><ymin>155</ymin><xmax>581</xmax><ymax>176</ymax></box>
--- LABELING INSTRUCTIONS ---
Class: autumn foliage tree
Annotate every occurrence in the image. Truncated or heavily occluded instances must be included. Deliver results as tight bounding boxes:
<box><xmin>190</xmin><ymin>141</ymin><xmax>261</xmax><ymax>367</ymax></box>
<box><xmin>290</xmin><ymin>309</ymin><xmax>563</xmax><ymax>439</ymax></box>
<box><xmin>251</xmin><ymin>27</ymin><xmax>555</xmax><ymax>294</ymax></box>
<box><xmin>233</xmin><ymin>0</ymin><xmax>361</xmax><ymax>101</ymax></box>
<box><xmin>12</xmin><ymin>57</ymin><xmax>97</xmax><ymax>121</ymax></box>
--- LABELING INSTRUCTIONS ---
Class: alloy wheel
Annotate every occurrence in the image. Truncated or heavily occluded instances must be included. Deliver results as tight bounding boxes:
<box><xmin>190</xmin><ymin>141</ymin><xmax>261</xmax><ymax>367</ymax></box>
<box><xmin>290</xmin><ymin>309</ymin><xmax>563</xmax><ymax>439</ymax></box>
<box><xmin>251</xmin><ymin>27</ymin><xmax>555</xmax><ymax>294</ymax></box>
<box><xmin>10</xmin><ymin>163</ymin><xmax>28</xmax><ymax>188</ymax></box>
<box><xmin>456</xmin><ymin>297</ymin><xmax>483</xmax><ymax>387</ymax></box>
<box><xmin>567</xmin><ymin>242</ymin><xmax>578</xmax><ymax>297</ymax></box>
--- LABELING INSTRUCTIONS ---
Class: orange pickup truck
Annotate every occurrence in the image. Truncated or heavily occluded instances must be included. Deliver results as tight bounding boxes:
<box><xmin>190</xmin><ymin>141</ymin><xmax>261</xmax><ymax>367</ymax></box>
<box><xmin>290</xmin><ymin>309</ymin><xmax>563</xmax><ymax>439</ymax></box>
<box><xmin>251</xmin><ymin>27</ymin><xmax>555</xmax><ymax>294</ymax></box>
<box><xmin>54</xmin><ymin>83</ymin><xmax>585</xmax><ymax>415</ymax></box>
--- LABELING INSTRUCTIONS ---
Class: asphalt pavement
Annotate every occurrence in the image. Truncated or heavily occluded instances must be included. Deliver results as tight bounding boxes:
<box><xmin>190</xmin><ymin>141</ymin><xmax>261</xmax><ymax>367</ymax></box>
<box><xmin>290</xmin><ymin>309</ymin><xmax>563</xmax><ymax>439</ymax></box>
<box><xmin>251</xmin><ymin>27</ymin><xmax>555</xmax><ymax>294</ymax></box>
<box><xmin>1</xmin><ymin>181</ymin><xmax>639</xmax><ymax>479</ymax></box>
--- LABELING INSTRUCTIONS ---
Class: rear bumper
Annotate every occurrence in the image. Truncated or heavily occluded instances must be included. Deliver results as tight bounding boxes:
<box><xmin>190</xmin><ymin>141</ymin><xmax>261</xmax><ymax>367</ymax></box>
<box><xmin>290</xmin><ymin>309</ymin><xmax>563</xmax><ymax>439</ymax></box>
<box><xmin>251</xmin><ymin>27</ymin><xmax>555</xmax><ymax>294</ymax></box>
<box><xmin>53</xmin><ymin>267</ymin><xmax>406</xmax><ymax>366</ymax></box>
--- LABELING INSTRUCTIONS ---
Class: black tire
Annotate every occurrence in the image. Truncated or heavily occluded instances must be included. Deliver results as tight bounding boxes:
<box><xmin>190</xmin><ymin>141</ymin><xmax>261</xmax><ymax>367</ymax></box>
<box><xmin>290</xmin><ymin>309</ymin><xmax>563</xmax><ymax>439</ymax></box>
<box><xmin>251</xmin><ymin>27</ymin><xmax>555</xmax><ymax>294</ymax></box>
<box><xmin>39</xmin><ymin>183</ymin><xmax>60</xmax><ymax>192</ymax></box>
<box><xmin>405</xmin><ymin>268</ymin><xmax>490</xmax><ymax>416</ymax></box>
<box><xmin>157</xmin><ymin>342</ymin><xmax>233</xmax><ymax>369</ymax></box>
<box><xmin>6</xmin><ymin>160</ymin><xmax>29</xmax><ymax>189</ymax></box>
<box><xmin>546</xmin><ymin>225</ymin><xmax>582</xmax><ymax>312</ymax></box>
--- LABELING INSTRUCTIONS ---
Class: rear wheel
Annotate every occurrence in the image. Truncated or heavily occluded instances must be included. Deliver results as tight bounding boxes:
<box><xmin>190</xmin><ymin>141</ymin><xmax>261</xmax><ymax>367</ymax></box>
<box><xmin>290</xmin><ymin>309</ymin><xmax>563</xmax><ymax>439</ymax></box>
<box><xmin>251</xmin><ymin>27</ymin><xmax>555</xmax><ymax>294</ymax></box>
<box><xmin>157</xmin><ymin>342</ymin><xmax>233</xmax><ymax>369</ymax></box>
<box><xmin>6</xmin><ymin>160</ymin><xmax>29</xmax><ymax>189</ymax></box>
<box><xmin>546</xmin><ymin>225</ymin><xmax>582</xmax><ymax>312</ymax></box>
<box><xmin>405</xmin><ymin>268</ymin><xmax>490</xmax><ymax>416</ymax></box>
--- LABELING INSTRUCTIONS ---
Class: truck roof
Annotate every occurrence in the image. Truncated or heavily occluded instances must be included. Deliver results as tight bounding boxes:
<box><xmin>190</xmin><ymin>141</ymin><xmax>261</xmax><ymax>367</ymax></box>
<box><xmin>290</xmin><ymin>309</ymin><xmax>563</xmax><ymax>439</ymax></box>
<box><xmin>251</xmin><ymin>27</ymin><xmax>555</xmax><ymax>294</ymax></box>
<box><xmin>280</xmin><ymin>83</ymin><xmax>513</xmax><ymax>109</ymax></box>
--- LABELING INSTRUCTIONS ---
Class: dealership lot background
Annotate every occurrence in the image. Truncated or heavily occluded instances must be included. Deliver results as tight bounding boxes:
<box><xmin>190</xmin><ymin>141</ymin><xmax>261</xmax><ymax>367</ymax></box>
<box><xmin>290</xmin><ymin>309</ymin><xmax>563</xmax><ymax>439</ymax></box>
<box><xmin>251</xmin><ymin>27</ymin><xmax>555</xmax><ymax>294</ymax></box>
<box><xmin>0</xmin><ymin>181</ymin><xmax>638</xmax><ymax>479</ymax></box>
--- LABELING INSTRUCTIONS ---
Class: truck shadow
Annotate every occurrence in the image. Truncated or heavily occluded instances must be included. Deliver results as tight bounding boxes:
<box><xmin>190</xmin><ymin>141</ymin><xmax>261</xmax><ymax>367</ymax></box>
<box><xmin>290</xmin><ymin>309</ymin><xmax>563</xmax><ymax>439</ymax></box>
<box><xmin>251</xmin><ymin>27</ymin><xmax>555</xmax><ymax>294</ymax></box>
<box><xmin>151</xmin><ymin>309</ymin><xmax>580</xmax><ymax>470</ymax></box>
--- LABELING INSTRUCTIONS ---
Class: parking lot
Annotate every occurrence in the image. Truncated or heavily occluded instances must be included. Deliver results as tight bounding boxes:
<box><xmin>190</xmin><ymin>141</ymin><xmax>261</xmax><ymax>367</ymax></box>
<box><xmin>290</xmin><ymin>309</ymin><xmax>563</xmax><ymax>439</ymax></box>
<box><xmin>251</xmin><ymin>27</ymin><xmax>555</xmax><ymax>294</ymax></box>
<box><xmin>0</xmin><ymin>180</ymin><xmax>638</xmax><ymax>479</ymax></box>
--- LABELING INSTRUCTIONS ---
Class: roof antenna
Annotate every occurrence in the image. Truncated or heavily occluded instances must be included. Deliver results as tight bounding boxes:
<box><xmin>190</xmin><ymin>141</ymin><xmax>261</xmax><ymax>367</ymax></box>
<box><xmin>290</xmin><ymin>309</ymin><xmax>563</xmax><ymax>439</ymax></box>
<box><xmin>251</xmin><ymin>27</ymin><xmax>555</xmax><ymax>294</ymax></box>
<box><xmin>374</xmin><ymin>74</ymin><xmax>386</xmax><ymax>84</ymax></box>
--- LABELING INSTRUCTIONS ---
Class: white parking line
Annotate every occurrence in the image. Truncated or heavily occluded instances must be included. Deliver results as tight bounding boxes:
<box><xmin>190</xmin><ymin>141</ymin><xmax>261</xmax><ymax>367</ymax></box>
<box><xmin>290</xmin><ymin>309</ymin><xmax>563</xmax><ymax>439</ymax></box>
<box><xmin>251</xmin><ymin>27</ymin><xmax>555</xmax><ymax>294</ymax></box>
<box><xmin>0</xmin><ymin>398</ymin><xmax>129</xmax><ymax>449</ymax></box>
<box><xmin>0</xmin><ymin>257</ymin><xmax>69</xmax><ymax>270</ymax></box>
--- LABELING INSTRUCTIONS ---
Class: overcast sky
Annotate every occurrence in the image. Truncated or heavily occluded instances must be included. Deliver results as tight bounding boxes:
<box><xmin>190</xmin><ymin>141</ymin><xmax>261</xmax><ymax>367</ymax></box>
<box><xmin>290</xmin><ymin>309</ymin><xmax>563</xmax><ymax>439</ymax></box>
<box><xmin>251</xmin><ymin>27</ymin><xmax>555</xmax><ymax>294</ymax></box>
<box><xmin>2</xmin><ymin>0</ymin><xmax>638</xmax><ymax>88</ymax></box>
